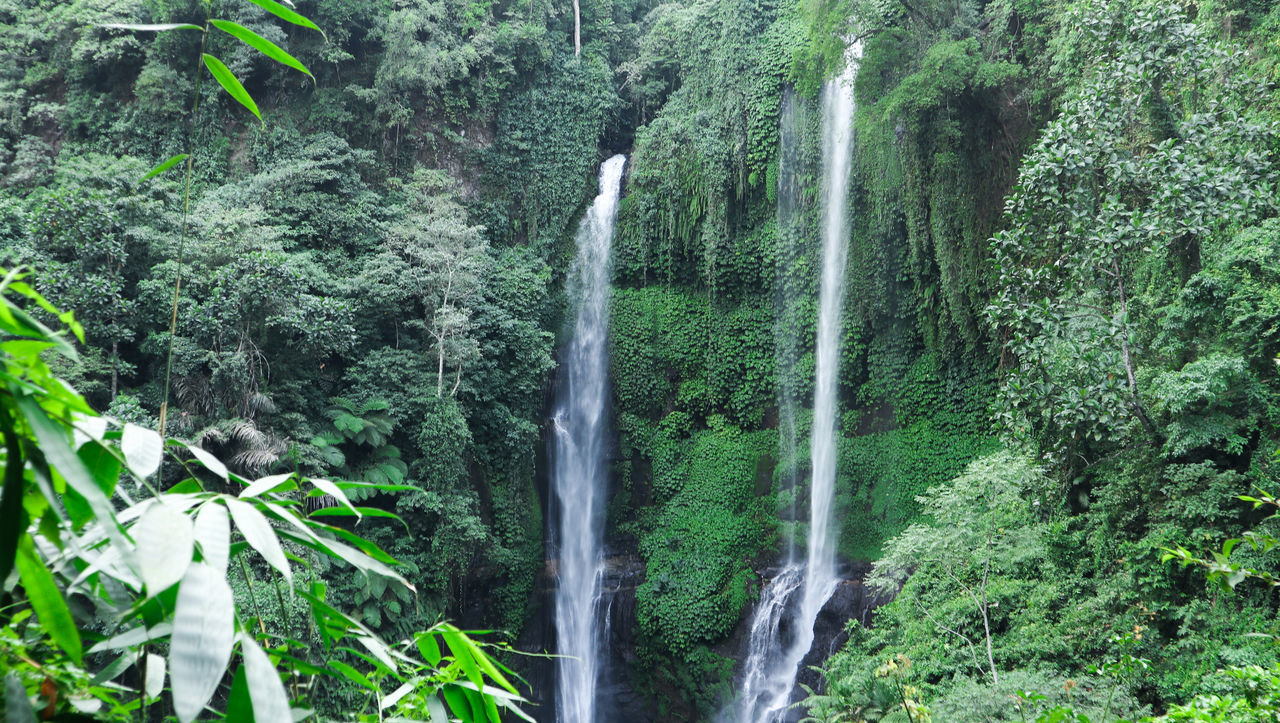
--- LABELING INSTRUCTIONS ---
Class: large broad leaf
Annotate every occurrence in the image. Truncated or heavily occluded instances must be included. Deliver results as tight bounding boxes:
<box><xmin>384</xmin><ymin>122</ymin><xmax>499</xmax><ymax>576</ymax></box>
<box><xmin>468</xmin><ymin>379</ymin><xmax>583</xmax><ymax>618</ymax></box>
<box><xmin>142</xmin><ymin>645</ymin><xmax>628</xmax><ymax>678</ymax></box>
<box><xmin>193</xmin><ymin>502</ymin><xmax>230</xmax><ymax>575</ymax></box>
<box><xmin>15</xmin><ymin>536</ymin><xmax>81</xmax><ymax>663</ymax></box>
<box><xmin>226</xmin><ymin>498</ymin><xmax>291</xmax><ymax>583</ymax></box>
<box><xmin>209</xmin><ymin>20</ymin><xmax>311</xmax><ymax>78</ymax></box>
<box><xmin>202</xmin><ymin>54</ymin><xmax>261</xmax><ymax>123</ymax></box>
<box><xmin>170</xmin><ymin>562</ymin><xmax>234</xmax><ymax>723</ymax></box>
<box><xmin>122</xmin><ymin>423</ymin><xmax>163</xmax><ymax>479</ymax></box>
<box><xmin>243</xmin><ymin>0</ymin><xmax>324</xmax><ymax>37</ymax></box>
<box><xmin>133</xmin><ymin>501</ymin><xmax>193</xmax><ymax>594</ymax></box>
<box><xmin>239</xmin><ymin>633</ymin><xmax>291</xmax><ymax>722</ymax></box>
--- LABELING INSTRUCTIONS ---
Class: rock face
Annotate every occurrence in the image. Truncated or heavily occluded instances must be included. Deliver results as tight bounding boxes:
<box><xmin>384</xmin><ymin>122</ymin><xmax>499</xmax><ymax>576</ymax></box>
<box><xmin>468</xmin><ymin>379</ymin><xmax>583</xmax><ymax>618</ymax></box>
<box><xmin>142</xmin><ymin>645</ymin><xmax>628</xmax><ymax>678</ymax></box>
<box><xmin>719</xmin><ymin>562</ymin><xmax>889</xmax><ymax>722</ymax></box>
<box><xmin>513</xmin><ymin>557</ymin><xmax>887</xmax><ymax>722</ymax></box>
<box><xmin>516</xmin><ymin>551</ymin><xmax>655</xmax><ymax>723</ymax></box>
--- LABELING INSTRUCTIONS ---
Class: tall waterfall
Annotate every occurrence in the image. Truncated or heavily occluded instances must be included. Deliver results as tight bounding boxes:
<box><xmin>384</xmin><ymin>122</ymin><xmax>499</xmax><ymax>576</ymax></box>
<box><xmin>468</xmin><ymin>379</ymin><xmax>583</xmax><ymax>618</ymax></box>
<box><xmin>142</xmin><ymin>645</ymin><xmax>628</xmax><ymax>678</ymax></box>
<box><xmin>732</xmin><ymin>44</ymin><xmax>859</xmax><ymax>722</ymax></box>
<box><xmin>552</xmin><ymin>154</ymin><xmax>626</xmax><ymax>723</ymax></box>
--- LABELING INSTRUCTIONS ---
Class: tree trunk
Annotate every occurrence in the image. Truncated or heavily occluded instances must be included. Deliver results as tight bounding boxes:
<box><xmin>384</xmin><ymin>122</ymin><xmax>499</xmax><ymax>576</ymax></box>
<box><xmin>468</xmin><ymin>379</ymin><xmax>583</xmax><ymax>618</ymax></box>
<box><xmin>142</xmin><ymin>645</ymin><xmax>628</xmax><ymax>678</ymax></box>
<box><xmin>573</xmin><ymin>0</ymin><xmax>581</xmax><ymax>57</ymax></box>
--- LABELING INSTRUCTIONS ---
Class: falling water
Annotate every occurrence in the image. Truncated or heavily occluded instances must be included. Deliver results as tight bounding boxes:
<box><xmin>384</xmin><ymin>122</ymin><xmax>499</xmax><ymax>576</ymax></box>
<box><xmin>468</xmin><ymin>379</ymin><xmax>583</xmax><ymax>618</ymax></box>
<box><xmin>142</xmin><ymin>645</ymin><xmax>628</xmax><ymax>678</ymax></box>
<box><xmin>552</xmin><ymin>154</ymin><xmax>627</xmax><ymax>723</ymax></box>
<box><xmin>732</xmin><ymin>44</ymin><xmax>859</xmax><ymax>722</ymax></box>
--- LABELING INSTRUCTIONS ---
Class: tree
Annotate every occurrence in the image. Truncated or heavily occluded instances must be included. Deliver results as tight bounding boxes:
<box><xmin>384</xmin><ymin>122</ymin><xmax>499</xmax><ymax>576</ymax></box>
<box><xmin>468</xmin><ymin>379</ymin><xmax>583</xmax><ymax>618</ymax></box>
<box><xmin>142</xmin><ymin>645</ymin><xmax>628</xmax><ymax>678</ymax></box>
<box><xmin>869</xmin><ymin>451</ymin><xmax>1050</xmax><ymax>686</ymax></box>
<box><xmin>0</xmin><ymin>267</ymin><xmax>533</xmax><ymax>721</ymax></box>
<box><xmin>368</xmin><ymin>171</ymin><xmax>489</xmax><ymax>398</ymax></box>
<box><xmin>987</xmin><ymin>0</ymin><xmax>1279</xmax><ymax>462</ymax></box>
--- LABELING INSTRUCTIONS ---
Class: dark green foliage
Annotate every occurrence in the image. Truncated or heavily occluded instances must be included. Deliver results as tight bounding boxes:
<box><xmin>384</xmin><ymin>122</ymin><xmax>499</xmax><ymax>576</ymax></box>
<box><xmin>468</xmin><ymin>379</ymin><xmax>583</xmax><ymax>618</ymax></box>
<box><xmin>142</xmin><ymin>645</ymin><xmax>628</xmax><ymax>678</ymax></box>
<box><xmin>481</xmin><ymin>55</ymin><xmax>619</xmax><ymax>250</ymax></box>
<box><xmin>634</xmin><ymin>420</ymin><xmax>774</xmax><ymax>712</ymax></box>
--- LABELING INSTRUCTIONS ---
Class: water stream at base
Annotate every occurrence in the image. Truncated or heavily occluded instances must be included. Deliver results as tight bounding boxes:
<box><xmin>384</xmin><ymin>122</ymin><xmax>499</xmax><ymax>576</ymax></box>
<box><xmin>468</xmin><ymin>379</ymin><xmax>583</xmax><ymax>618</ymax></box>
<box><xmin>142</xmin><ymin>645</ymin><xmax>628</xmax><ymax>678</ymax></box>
<box><xmin>732</xmin><ymin>44</ymin><xmax>859</xmax><ymax>722</ymax></box>
<box><xmin>551</xmin><ymin>154</ymin><xmax>627</xmax><ymax>723</ymax></box>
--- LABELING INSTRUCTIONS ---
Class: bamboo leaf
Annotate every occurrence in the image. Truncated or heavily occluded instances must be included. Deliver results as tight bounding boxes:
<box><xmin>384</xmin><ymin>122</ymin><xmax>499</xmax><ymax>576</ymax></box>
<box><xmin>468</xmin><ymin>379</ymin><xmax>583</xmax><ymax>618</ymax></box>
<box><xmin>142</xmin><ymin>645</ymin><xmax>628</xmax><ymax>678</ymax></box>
<box><xmin>88</xmin><ymin>623</ymin><xmax>172</xmax><ymax>654</ymax></box>
<box><xmin>427</xmin><ymin>696</ymin><xmax>448</xmax><ymax>723</ymax></box>
<box><xmin>441</xmin><ymin>627</ymin><xmax>483</xmax><ymax>688</ymax></box>
<box><xmin>0</xmin><ymin>425</ymin><xmax>26</xmax><ymax>589</ymax></box>
<box><xmin>144</xmin><ymin>652</ymin><xmax>166</xmax><ymax>700</ymax></box>
<box><xmin>226</xmin><ymin>498</ymin><xmax>291</xmax><ymax>583</ymax></box>
<box><xmin>239</xmin><ymin>633</ymin><xmax>291</xmax><ymax>722</ymax></box>
<box><xmin>306</xmin><ymin>477</ymin><xmax>358</xmax><ymax>519</ymax></box>
<box><xmin>122</xmin><ymin>423</ymin><xmax>163</xmax><ymax>479</ymax></box>
<box><xmin>225</xmin><ymin>665</ymin><xmax>255</xmax><ymax>722</ymax></box>
<box><xmin>133</xmin><ymin>500</ymin><xmax>194</xmax><ymax>594</ymax></box>
<box><xmin>381</xmin><ymin>682</ymin><xmax>414</xmax><ymax>711</ymax></box>
<box><xmin>209</xmin><ymin>20</ymin><xmax>312</xmax><ymax>79</ymax></box>
<box><xmin>15</xmin><ymin>397</ymin><xmax>128</xmax><ymax>553</ymax></box>
<box><xmin>193</xmin><ymin>502</ymin><xmax>230</xmax><ymax>575</ymax></box>
<box><xmin>141</xmin><ymin>153</ymin><xmax>189</xmax><ymax>181</ymax></box>
<box><xmin>242</xmin><ymin>0</ymin><xmax>325</xmax><ymax>38</ymax></box>
<box><xmin>202</xmin><ymin>54</ymin><xmax>261</xmax><ymax>123</ymax></box>
<box><xmin>170</xmin><ymin>562</ymin><xmax>234</xmax><ymax>723</ymax></box>
<box><xmin>15</xmin><ymin>536</ymin><xmax>81</xmax><ymax>663</ymax></box>
<box><xmin>181</xmin><ymin>442</ymin><xmax>228</xmax><ymax>481</ymax></box>
<box><xmin>100</xmin><ymin>22</ymin><xmax>203</xmax><ymax>31</ymax></box>
<box><xmin>326</xmin><ymin>660</ymin><xmax>376</xmax><ymax>691</ymax></box>
<box><xmin>239</xmin><ymin>472</ymin><xmax>295</xmax><ymax>499</ymax></box>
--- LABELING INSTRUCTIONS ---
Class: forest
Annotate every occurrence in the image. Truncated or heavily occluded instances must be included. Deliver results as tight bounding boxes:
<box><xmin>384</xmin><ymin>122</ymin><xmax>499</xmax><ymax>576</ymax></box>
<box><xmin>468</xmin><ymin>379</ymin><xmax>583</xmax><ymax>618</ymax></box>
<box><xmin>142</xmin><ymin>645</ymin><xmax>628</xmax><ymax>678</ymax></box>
<box><xmin>2</xmin><ymin>0</ymin><xmax>1280</xmax><ymax>720</ymax></box>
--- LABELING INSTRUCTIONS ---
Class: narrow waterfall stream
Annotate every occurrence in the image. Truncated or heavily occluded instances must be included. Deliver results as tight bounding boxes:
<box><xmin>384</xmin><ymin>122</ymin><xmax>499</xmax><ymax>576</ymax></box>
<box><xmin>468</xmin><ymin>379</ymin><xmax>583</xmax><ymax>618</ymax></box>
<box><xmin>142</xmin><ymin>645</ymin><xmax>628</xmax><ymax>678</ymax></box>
<box><xmin>732</xmin><ymin>45</ymin><xmax>859</xmax><ymax>722</ymax></box>
<box><xmin>551</xmin><ymin>154</ymin><xmax>627</xmax><ymax>723</ymax></box>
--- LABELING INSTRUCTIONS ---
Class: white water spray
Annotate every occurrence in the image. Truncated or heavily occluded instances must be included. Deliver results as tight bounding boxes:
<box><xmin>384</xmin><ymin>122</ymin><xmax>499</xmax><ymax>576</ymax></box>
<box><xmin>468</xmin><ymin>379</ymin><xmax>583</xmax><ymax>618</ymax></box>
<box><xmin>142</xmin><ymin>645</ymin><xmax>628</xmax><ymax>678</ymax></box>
<box><xmin>552</xmin><ymin>154</ymin><xmax>627</xmax><ymax>723</ymax></box>
<box><xmin>733</xmin><ymin>43</ymin><xmax>859</xmax><ymax>722</ymax></box>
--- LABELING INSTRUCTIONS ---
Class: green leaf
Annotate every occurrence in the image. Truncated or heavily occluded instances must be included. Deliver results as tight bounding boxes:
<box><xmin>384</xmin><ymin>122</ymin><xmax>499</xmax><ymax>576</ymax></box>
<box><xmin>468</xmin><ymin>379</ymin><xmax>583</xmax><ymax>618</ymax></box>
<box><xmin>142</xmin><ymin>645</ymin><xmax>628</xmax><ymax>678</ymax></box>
<box><xmin>460</xmin><ymin>633</ymin><xmax>517</xmax><ymax>694</ymax></box>
<box><xmin>308</xmin><ymin>506</ymin><xmax>405</xmax><ymax>528</ymax></box>
<box><xmin>416</xmin><ymin>631</ymin><xmax>442</xmax><ymax>666</ymax></box>
<box><xmin>209</xmin><ymin>20</ymin><xmax>312</xmax><ymax>79</ymax></box>
<box><xmin>202</xmin><ymin>54</ymin><xmax>261</xmax><ymax>123</ymax></box>
<box><xmin>441</xmin><ymin>627</ymin><xmax>483</xmax><ymax>688</ymax></box>
<box><xmin>242</xmin><ymin>0</ymin><xmax>325</xmax><ymax>38</ymax></box>
<box><xmin>122</xmin><ymin>423</ymin><xmax>163</xmax><ymax>479</ymax></box>
<box><xmin>15</xmin><ymin>397</ymin><xmax>123</xmax><ymax>551</ymax></box>
<box><xmin>0</xmin><ymin>425</ymin><xmax>27</xmax><ymax>590</ymax></box>
<box><xmin>326</xmin><ymin>660</ymin><xmax>376</xmax><ymax>691</ymax></box>
<box><xmin>133</xmin><ymin>500</ymin><xmax>194</xmax><ymax>594</ymax></box>
<box><xmin>226</xmin><ymin>665</ymin><xmax>256</xmax><ymax>723</ymax></box>
<box><xmin>239</xmin><ymin>633</ymin><xmax>291</xmax><ymax>722</ymax></box>
<box><xmin>101</xmin><ymin>22</ymin><xmax>202</xmax><ymax>31</ymax></box>
<box><xmin>16</xmin><ymin>536</ymin><xmax>81</xmax><ymax>663</ymax></box>
<box><xmin>141</xmin><ymin>153</ymin><xmax>189</xmax><ymax>181</ymax></box>
<box><xmin>170</xmin><ymin>562</ymin><xmax>234</xmax><ymax>723</ymax></box>
<box><xmin>226</xmin><ymin>498</ymin><xmax>291</xmax><ymax>583</ymax></box>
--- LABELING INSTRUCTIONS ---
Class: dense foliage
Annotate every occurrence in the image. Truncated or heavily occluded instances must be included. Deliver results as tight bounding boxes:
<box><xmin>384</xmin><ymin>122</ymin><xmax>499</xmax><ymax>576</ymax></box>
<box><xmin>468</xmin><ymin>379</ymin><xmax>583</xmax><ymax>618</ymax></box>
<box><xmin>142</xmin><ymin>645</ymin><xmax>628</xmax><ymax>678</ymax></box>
<box><xmin>4</xmin><ymin>0</ymin><xmax>1280</xmax><ymax>718</ymax></box>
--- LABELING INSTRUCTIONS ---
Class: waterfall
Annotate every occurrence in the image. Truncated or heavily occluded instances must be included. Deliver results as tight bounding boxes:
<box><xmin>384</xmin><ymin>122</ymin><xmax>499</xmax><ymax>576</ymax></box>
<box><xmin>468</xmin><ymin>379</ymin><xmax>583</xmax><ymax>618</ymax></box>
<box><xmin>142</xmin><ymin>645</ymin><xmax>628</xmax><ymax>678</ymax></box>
<box><xmin>731</xmin><ymin>44</ymin><xmax>859</xmax><ymax>722</ymax></box>
<box><xmin>552</xmin><ymin>153</ymin><xmax>627</xmax><ymax>723</ymax></box>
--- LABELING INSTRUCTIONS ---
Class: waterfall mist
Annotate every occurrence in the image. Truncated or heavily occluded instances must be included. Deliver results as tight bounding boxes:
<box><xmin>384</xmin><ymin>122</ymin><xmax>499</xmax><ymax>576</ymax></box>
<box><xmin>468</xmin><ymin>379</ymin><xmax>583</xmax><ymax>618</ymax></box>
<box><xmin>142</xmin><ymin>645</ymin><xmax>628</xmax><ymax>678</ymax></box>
<box><xmin>551</xmin><ymin>154</ymin><xmax>627</xmax><ymax>723</ymax></box>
